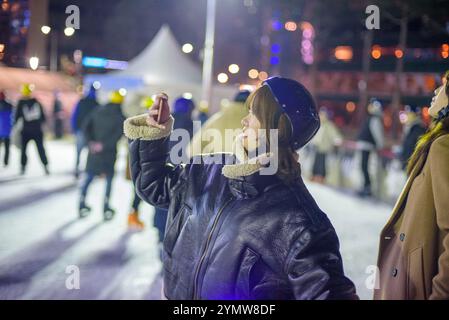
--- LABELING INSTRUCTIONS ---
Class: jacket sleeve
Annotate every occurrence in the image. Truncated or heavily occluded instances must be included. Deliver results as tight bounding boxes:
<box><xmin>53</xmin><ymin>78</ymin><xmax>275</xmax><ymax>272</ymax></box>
<box><xmin>429</xmin><ymin>136</ymin><xmax>449</xmax><ymax>300</ymax></box>
<box><xmin>285</xmin><ymin>225</ymin><xmax>359</xmax><ymax>300</ymax></box>
<box><xmin>124</xmin><ymin>114</ymin><xmax>188</xmax><ymax>209</ymax></box>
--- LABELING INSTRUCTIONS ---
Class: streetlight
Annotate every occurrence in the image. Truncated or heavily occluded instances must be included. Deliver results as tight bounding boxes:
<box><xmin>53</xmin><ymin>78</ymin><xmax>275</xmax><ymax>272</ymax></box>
<box><xmin>64</xmin><ymin>27</ymin><xmax>75</xmax><ymax>37</ymax></box>
<box><xmin>228</xmin><ymin>64</ymin><xmax>239</xmax><ymax>74</ymax></box>
<box><xmin>248</xmin><ymin>68</ymin><xmax>259</xmax><ymax>79</ymax></box>
<box><xmin>182</xmin><ymin>43</ymin><xmax>194</xmax><ymax>53</ymax></box>
<box><xmin>217</xmin><ymin>73</ymin><xmax>229</xmax><ymax>84</ymax></box>
<box><xmin>29</xmin><ymin>57</ymin><xmax>39</xmax><ymax>70</ymax></box>
<box><xmin>41</xmin><ymin>25</ymin><xmax>51</xmax><ymax>35</ymax></box>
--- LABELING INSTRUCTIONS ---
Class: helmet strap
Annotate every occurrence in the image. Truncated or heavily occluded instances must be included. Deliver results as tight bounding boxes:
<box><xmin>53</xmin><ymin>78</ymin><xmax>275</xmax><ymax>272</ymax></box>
<box><xmin>437</xmin><ymin>105</ymin><xmax>449</xmax><ymax>122</ymax></box>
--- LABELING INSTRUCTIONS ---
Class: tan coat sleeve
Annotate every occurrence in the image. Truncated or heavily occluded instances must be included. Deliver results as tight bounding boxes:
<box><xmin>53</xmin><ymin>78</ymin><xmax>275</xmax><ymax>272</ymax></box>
<box><xmin>429</xmin><ymin>135</ymin><xmax>449</xmax><ymax>300</ymax></box>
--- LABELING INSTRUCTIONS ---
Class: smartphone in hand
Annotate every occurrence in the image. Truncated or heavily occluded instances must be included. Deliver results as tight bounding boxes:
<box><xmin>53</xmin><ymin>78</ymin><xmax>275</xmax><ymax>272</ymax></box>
<box><xmin>153</xmin><ymin>94</ymin><xmax>170</xmax><ymax>124</ymax></box>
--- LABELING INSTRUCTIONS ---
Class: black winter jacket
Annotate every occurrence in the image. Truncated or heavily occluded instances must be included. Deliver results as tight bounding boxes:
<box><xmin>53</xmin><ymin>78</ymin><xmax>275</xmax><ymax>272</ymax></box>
<box><xmin>124</xmin><ymin>114</ymin><xmax>358</xmax><ymax>300</ymax></box>
<box><xmin>14</xmin><ymin>98</ymin><xmax>46</xmax><ymax>134</ymax></box>
<box><xmin>83</xmin><ymin>103</ymin><xmax>125</xmax><ymax>175</ymax></box>
<box><xmin>74</xmin><ymin>96</ymin><xmax>98</xmax><ymax>132</ymax></box>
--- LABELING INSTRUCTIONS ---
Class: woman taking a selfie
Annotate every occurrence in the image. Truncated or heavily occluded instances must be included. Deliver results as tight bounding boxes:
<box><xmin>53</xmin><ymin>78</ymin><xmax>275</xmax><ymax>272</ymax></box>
<box><xmin>124</xmin><ymin>77</ymin><xmax>357</xmax><ymax>300</ymax></box>
<box><xmin>375</xmin><ymin>72</ymin><xmax>449</xmax><ymax>300</ymax></box>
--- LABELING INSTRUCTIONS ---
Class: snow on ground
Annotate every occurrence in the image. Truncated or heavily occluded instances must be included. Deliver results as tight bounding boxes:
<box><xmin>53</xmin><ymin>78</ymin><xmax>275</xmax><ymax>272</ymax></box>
<box><xmin>0</xmin><ymin>138</ymin><xmax>395</xmax><ymax>300</ymax></box>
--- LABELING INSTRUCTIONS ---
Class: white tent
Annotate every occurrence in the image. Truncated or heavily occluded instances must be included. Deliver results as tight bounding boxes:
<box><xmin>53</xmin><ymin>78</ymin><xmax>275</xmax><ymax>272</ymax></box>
<box><xmin>85</xmin><ymin>25</ymin><xmax>237</xmax><ymax>113</ymax></box>
<box><xmin>119</xmin><ymin>24</ymin><xmax>202</xmax><ymax>86</ymax></box>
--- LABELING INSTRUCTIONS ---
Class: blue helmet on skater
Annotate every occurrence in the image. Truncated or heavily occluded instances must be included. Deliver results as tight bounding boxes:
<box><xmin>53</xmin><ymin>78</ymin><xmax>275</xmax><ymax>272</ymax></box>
<box><xmin>263</xmin><ymin>76</ymin><xmax>320</xmax><ymax>150</ymax></box>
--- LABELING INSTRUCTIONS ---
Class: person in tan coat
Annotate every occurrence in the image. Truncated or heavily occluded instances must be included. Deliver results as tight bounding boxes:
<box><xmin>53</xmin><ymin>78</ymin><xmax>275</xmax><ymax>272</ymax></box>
<box><xmin>374</xmin><ymin>72</ymin><xmax>449</xmax><ymax>300</ymax></box>
<box><xmin>188</xmin><ymin>90</ymin><xmax>250</xmax><ymax>156</ymax></box>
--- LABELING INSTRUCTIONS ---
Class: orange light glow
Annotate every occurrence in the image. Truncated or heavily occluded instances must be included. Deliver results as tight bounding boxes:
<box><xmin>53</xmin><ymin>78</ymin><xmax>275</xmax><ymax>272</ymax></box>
<box><xmin>334</xmin><ymin>46</ymin><xmax>353</xmax><ymax>61</ymax></box>
<box><xmin>394</xmin><ymin>49</ymin><xmax>403</xmax><ymax>59</ymax></box>
<box><xmin>345</xmin><ymin>101</ymin><xmax>356</xmax><ymax>113</ymax></box>
<box><xmin>371</xmin><ymin>45</ymin><xmax>382</xmax><ymax>59</ymax></box>
<box><xmin>258</xmin><ymin>71</ymin><xmax>268</xmax><ymax>81</ymax></box>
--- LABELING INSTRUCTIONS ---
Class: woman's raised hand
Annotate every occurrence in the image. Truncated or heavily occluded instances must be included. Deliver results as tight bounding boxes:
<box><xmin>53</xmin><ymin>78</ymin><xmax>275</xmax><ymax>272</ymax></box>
<box><xmin>146</xmin><ymin>93</ymin><xmax>170</xmax><ymax>129</ymax></box>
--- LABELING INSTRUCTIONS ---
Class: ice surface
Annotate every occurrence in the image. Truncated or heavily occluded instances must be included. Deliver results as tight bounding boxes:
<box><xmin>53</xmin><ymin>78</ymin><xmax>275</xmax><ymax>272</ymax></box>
<box><xmin>0</xmin><ymin>139</ymin><xmax>394</xmax><ymax>300</ymax></box>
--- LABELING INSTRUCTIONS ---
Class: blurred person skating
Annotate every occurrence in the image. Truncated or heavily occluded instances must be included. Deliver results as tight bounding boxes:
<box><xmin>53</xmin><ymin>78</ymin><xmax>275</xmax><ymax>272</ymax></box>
<box><xmin>79</xmin><ymin>90</ymin><xmax>125</xmax><ymax>221</ymax></box>
<box><xmin>71</xmin><ymin>84</ymin><xmax>99</xmax><ymax>178</ymax></box>
<box><xmin>124</xmin><ymin>77</ymin><xmax>357</xmax><ymax>300</ymax></box>
<box><xmin>189</xmin><ymin>90</ymin><xmax>250</xmax><ymax>156</ymax></box>
<box><xmin>197</xmin><ymin>103</ymin><xmax>209</xmax><ymax>125</ymax></box>
<box><xmin>374</xmin><ymin>73</ymin><xmax>449</xmax><ymax>300</ymax></box>
<box><xmin>0</xmin><ymin>91</ymin><xmax>13</xmax><ymax>167</ymax></box>
<box><xmin>14</xmin><ymin>84</ymin><xmax>49</xmax><ymax>175</ymax></box>
<box><xmin>356</xmin><ymin>98</ymin><xmax>384</xmax><ymax>197</ymax></box>
<box><xmin>53</xmin><ymin>91</ymin><xmax>64</xmax><ymax>139</ymax></box>
<box><xmin>400</xmin><ymin>105</ymin><xmax>426</xmax><ymax>170</ymax></box>
<box><xmin>310</xmin><ymin>108</ymin><xmax>342</xmax><ymax>183</ymax></box>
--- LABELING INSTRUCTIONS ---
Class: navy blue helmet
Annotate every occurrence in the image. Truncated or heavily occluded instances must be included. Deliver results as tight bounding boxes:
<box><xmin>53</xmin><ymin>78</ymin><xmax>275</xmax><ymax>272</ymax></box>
<box><xmin>263</xmin><ymin>77</ymin><xmax>320</xmax><ymax>150</ymax></box>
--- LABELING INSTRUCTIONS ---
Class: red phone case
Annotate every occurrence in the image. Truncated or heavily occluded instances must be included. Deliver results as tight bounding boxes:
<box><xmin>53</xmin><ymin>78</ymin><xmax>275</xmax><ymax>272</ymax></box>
<box><xmin>156</xmin><ymin>98</ymin><xmax>163</xmax><ymax>124</ymax></box>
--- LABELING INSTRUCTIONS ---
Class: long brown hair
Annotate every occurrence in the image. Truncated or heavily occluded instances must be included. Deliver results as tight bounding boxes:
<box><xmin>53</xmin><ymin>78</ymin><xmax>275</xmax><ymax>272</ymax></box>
<box><xmin>245</xmin><ymin>85</ymin><xmax>301</xmax><ymax>185</ymax></box>
<box><xmin>406</xmin><ymin>73</ymin><xmax>449</xmax><ymax>175</ymax></box>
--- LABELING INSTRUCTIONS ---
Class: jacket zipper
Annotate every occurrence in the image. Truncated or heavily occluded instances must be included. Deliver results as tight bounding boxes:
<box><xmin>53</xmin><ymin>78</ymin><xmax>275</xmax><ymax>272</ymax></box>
<box><xmin>192</xmin><ymin>197</ymin><xmax>233</xmax><ymax>299</ymax></box>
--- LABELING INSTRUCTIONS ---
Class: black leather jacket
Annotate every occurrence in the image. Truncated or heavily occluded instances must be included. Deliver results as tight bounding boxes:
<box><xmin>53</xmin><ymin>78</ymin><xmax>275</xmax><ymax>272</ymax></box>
<box><xmin>125</xmin><ymin>115</ymin><xmax>357</xmax><ymax>300</ymax></box>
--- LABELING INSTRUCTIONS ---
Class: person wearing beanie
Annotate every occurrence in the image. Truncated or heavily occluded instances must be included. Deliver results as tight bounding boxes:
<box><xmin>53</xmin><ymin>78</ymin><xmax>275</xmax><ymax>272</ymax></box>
<box><xmin>0</xmin><ymin>91</ymin><xmax>13</xmax><ymax>167</ymax></box>
<box><xmin>78</xmin><ymin>90</ymin><xmax>125</xmax><ymax>221</ymax></box>
<box><xmin>124</xmin><ymin>77</ymin><xmax>357</xmax><ymax>300</ymax></box>
<box><xmin>375</xmin><ymin>72</ymin><xmax>449</xmax><ymax>300</ymax></box>
<box><xmin>71</xmin><ymin>84</ymin><xmax>99</xmax><ymax>178</ymax></box>
<box><xmin>189</xmin><ymin>90</ymin><xmax>250</xmax><ymax>156</ymax></box>
<box><xmin>14</xmin><ymin>84</ymin><xmax>49</xmax><ymax>175</ymax></box>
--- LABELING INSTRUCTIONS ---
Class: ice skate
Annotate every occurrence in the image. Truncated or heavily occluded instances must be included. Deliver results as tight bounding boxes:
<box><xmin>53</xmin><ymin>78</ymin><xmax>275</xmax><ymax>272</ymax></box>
<box><xmin>103</xmin><ymin>205</ymin><xmax>116</xmax><ymax>221</ymax></box>
<box><xmin>128</xmin><ymin>210</ymin><xmax>144</xmax><ymax>231</ymax></box>
<box><xmin>79</xmin><ymin>202</ymin><xmax>91</xmax><ymax>219</ymax></box>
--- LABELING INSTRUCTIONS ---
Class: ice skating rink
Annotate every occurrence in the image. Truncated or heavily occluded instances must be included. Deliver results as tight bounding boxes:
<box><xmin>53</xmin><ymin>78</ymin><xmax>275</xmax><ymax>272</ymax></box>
<box><xmin>0</xmin><ymin>139</ymin><xmax>393</xmax><ymax>300</ymax></box>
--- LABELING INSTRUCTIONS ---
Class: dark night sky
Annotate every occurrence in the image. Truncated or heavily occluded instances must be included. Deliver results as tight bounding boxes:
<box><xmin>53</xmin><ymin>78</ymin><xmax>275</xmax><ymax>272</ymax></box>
<box><xmin>47</xmin><ymin>0</ymin><xmax>449</xmax><ymax>77</ymax></box>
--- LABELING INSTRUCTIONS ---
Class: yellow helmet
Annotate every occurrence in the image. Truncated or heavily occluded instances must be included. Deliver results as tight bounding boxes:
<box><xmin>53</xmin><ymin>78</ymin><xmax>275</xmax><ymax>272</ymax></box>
<box><xmin>109</xmin><ymin>90</ymin><xmax>124</xmax><ymax>104</ymax></box>
<box><xmin>198</xmin><ymin>101</ymin><xmax>209</xmax><ymax>114</ymax></box>
<box><xmin>21</xmin><ymin>83</ymin><xmax>33</xmax><ymax>97</ymax></box>
<box><xmin>141</xmin><ymin>96</ymin><xmax>154</xmax><ymax>109</ymax></box>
